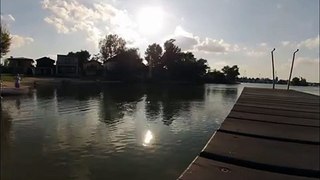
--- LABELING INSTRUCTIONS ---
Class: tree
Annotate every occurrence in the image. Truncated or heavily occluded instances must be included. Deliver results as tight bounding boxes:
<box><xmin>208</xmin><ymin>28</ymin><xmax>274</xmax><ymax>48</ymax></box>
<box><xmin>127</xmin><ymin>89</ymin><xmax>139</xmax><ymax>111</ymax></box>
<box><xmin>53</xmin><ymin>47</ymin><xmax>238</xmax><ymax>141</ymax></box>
<box><xmin>195</xmin><ymin>58</ymin><xmax>209</xmax><ymax>78</ymax></box>
<box><xmin>291</xmin><ymin>77</ymin><xmax>308</xmax><ymax>86</ymax></box>
<box><xmin>162</xmin><ymin>39</ymin><xmax>182</xmax><ymax>70</ymax></box>
<box><xmin>145</xmin><ymin>43</ymin><xmax>163</xmax><ymax>78</ymax></box>
<box><xmin>0</xmin><ymin>26</ymin><xmax>11</xmax><ymax>58</ymax></box>
<box><xmin>206</xmin><ymin>70</ymin><xmax>225</xmax><ymax>83</ymax></box>
<box><xmin>222</xmin><ymin>65</ymin><xmax>240</xmax><ymax>83</ymax></box>
<box><xmin>106</xmin><ymin>48</ymin><xmax>145</xmax><ymax>81</ymax></box>
<box><xmin>67</xmin><ymin>50</ymin><xmax>91</xmax><ymax>75</ymax></box>
<box><xmin>99</xmin><ymin>34</ymin><xmax>126</xmax><ymax>62</ymax></box>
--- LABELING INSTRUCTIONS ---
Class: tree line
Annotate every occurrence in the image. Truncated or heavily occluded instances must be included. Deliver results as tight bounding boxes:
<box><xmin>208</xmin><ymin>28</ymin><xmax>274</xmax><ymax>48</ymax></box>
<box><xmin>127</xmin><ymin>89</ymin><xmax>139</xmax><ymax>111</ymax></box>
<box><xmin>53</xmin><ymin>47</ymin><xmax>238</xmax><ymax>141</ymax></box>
<box><xmin>97</xmin><ymin>34</ymin><xmax>239</xmax><ymax>83</ymax></box>
<box><xmin>1</xmin><ymin>26</ymin><xmax>240</xmax><ymax>84</ymax></box>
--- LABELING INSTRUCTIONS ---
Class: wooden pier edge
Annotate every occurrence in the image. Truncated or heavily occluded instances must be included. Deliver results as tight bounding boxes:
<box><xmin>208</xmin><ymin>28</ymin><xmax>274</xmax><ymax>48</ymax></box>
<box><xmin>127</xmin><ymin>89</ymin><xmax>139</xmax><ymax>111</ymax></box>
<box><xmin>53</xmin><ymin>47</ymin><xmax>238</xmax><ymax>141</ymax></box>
<box><xmin>178</xmin><ymin>87</ymin><xmax>320</xmax><ymax>180</ymax></box>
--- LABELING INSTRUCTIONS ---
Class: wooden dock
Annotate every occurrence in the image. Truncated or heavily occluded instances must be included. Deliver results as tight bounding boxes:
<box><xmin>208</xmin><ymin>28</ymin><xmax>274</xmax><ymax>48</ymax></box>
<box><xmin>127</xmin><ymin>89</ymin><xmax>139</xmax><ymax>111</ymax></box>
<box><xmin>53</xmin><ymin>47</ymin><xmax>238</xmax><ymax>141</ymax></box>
<box><xmin>179</xmin><ymin>87</ymin><xmax>320</xmax><ymax>180</ymax></box>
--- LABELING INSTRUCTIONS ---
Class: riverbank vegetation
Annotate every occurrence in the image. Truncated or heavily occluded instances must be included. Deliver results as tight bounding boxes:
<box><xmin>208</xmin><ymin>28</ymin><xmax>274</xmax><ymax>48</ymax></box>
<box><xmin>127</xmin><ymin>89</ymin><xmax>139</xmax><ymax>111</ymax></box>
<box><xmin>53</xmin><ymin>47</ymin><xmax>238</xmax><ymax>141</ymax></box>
<box><xmin>1</xmin><ymin>30</ymin><xmax>240</xmax><ymax>84</ymax></box>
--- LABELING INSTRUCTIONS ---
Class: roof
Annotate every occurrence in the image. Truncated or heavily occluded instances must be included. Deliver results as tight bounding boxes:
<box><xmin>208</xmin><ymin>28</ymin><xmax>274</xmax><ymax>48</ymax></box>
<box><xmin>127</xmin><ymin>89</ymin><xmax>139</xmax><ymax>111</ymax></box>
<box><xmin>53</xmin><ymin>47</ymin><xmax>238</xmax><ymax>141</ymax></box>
<box><xmin>84</xmin><ymin>60</ymin><xmax>102</xmax><ymax>65</ymax></box>
<box><xmin>36</xmin><ymin>57</ymin><xmax>55</xmax><ymax>62</ymax></box>
<box><xmin>8</xmin><ymin>57</ymin><xmax>34</xmax><ymax>62</ymax></box>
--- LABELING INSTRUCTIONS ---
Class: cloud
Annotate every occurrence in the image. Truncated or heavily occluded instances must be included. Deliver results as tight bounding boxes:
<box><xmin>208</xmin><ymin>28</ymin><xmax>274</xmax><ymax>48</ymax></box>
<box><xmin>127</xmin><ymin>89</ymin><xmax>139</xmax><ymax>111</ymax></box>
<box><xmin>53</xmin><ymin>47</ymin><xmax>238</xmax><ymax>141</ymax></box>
<box><xmin>44</xmin><ymin>17</ymin><xmax>69</xmax><ymax>33</ymax></box>
<box><xmin>41</xmin><ymin>0</ymin><xmax>142</xmax><ymax>45</ymax></box>
<box><xmin>169</xmin><ymin>26</ymin><xmax>240</xmax><ymax>54</ymax></box>
<box><xmin>296</xmin><ymin>57</ymin><xmax>319</xmax><ymax>66</ymax></box>
<box><xmin>195</xmin><ymin>38</ymin><xmax>240</xmax><ymax>53</ymax></box>
<box><xmin>281</xmin><ymin>41</ymin><xmax>290</xmax><ymax>46</ymax></box>
<box><xmin>245</xmin><ymin>50</ymin><xmax>267</xmax><ymax>57</ymax></box>
<box><xmin>11</xmin><ymin>35</ymin><xmax>34</xmax><ymax>49</ymax></box>
<box><xmin>298</xmin><ymin>35</ymin><xmax>319</xmax><ymax>49</ymax></box>
<box><xmin>259</xmin><ymin>42</ymin><xmax>267</xmax><ymax>47</ymax></box>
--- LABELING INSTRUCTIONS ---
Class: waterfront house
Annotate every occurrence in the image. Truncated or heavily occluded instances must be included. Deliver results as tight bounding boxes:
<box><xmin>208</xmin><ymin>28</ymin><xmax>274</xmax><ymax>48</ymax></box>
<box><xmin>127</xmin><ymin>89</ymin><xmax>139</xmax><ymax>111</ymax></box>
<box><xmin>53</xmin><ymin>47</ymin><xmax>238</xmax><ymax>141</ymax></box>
<box><xmin>7</xmin><ymin>56</ymin><xmax>35</xmax><ymax>75</ymax></box>
<box><xmin>83</xmin><ymin>60</ymin><xmax>103</xmax><ymax>76</ymax></box>
<box><xmin>56</xmin><ymin>54</ymin><xmax>79</xmax><ymax>77</ymax></box>
<box><xmin>35</xmin><ymin>57</ymin><xmax>55</xmax><ymax>76</ymax></box>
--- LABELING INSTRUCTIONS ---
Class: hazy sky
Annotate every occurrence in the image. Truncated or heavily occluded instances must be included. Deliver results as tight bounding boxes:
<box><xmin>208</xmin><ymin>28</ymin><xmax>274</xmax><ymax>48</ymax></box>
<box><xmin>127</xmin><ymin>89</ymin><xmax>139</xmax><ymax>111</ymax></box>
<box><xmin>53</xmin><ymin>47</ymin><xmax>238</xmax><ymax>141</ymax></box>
<box><xmin>1</xmin><ymin>0</ymin><xmax>319</xmax><ymax>82</ymax></box>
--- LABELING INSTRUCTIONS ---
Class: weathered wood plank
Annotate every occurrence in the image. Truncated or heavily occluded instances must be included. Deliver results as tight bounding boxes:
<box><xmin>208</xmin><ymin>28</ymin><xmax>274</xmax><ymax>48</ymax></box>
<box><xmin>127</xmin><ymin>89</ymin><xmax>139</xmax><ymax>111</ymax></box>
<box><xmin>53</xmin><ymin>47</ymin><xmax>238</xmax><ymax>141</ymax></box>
<box><xmin>228</xmin><ymin>111</ymin><xmax>320</xmax><ymax>127</ymax></box>
<box><xmin>219</xmin><ymin>118</ymin><xmax>320</xmax><ymax>143</ymax></box>
<box><xmin>179</xmin><ymin>87</ymin><xmax>320</xmax><ymax>180</ymax></box>
<box><xmin>236</xmin><ymin>100</ymin><xmax>320</xmax><ymax>111</ymax></box>
<box><xmin>238</xmin><ymin>95</ymin><xmax>319</xmax><ymax>105</ymax></box>
<box><xmin>236</xmin><ymin>102</ymin><xmax>319</xmax><ymax>113</ymax></box>
<box><xmin>233</xmin><ymin>104</ymin><xmax>319</xmax><ymax>119</ymax></box>
<box><xmin>203</xmin><ymin>131</ymin><xmax>320</xmax><ymax>172</ymax></box>
<box><xmin>179</xmin><ymin>157</ymin><xmax>319</xmax><ymax>180</ymax></box>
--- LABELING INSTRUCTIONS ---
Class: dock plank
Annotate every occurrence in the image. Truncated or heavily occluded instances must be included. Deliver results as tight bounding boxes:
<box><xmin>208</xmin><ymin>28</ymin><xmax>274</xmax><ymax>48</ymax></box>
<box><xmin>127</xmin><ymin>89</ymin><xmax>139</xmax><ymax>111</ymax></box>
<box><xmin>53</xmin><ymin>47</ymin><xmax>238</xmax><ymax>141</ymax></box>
<box><xmin>179</xmin><ymin>87</ymin><xmax>320</xmax><ymax>180</ymax></box>
<box><xmin>179</xmin><ymin>157</ymin><xmax>319</xmax><ymax>180</ymax></box>
<box><xmin>228</xmin><ymin>111</ymin><xmax>320</xmax><ymax>127</ymax></box>
<box><xmin>219</xmin><ymin>117</ymin><xmax>320</xmax><ymax>143</ymax></box>
<box><xmin>203</xmin><ymin>131</ymin><xmax>320</xmax><ymax>172</ymax></box>
<box><xmin>233</xmin><ymin>104</ymin><xmax>319</xmax><ymax>119</ymax></box>
<box><xmin>236</xmin><ymin>101</ymin><xmax>319</xmax><ymax>113</ymax></box>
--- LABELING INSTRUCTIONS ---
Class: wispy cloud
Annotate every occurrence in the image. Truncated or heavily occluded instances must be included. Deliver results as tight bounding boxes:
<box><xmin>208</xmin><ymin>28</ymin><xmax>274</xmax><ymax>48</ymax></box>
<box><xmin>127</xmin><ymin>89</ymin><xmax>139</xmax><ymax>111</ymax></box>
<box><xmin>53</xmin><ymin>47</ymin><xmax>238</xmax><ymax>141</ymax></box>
<box><xmin>169</xmin><ymin>26</ymin><xmax>240</xmax><ymax>54</ymax></box>
<box><xmin>298</xmin><ymin>35</ymin><xmax>319</xmax><ymax>50</ymax></box>
<box><xmin>11</xmin><ymin>35</ymin><xmax>34</xmax><ymax>49</ymax></box>
<box><xmin>41</xmin><ymin>0</ymin><xmax>143</xmax><ymax>45</ymax></box>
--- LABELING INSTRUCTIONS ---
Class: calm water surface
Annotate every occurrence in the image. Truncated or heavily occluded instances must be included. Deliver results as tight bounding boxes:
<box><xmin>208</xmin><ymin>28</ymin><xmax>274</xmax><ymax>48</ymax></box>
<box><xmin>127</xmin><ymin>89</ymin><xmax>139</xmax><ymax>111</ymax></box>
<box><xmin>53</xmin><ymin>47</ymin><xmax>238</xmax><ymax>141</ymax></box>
<box><xmin>1</xmin><ymin>83</ymin><xmax>318</xmax><ymax>180</ymax></box>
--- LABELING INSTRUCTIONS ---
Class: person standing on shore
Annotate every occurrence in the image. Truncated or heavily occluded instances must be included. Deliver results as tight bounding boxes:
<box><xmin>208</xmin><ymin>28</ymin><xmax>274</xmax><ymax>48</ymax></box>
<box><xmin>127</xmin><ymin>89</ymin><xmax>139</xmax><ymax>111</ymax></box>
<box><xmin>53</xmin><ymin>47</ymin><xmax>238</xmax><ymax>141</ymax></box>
<box><xmin>15</xmin><ymin>74</ymin><xmax>21</xmax><ymax>88</ymax></box>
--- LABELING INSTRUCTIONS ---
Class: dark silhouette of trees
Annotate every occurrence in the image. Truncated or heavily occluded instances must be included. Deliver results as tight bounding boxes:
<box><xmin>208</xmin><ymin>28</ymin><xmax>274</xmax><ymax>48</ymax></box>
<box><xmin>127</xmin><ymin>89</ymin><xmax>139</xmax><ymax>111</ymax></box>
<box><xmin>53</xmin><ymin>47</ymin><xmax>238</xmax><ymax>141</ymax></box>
<box><xmin>99</xmin><ymin>34</ymin><xmax>126</xmax><ymax>62</ymax></box>
<box><xmin>144</xmin><ymin>39</ymin><xmax>209</xmax><ymax>82</ymax></box>
<box><xmin>291</xmin><ymin>77</ymin><xmax>308</xmax><ymax>86</ymax></box>
<box><xmin>195</xmin><ymin>58</ymin><xmax>210</xmax><ymax>78</ymax></box>
<box><xmin>145</xmin><ymin>43</ymin><xmax>163</xmax><ymax>79</ymax></box>
<box><xmin>67</xmin><ymin>50</ymin><xmax>91</xmax><ymax>75</ymax></box>
<box><xmin>206</xmin><ymin>70</ymin><xmax>225</xmax><ymax>83</ymax></box>
<box><xmin>162</xmin><ymin>39</ymin><xmax>182</xmax><ymax>74</ymax></box>
<box><xmin>95</xmin><ymin>34</ymin><xmax>238</xmax><ymax>83</ymax></box>
<box><xmin>0</xmin><ymin>26</ymin><xmax>11</xmax><ymax>58</ymax></box>
<box><xmin>222</xmin><ymin>65</ymin><xmax>240</xmax><ymax>83</ymax></box>
<box><xmin>205</xmin><ymin>65</ymin><xmax>240</xmax><ymax>84</ymax></box>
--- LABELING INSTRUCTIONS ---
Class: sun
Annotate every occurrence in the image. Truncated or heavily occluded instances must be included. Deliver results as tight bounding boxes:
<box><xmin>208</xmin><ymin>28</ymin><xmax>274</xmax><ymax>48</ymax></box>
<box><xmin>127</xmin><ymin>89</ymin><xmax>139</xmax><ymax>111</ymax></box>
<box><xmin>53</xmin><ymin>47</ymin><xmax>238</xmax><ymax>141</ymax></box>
<box><xmin>137</xmin><ymin>7</ymin><xmax>164</xmax><ymax>35</ymax></box>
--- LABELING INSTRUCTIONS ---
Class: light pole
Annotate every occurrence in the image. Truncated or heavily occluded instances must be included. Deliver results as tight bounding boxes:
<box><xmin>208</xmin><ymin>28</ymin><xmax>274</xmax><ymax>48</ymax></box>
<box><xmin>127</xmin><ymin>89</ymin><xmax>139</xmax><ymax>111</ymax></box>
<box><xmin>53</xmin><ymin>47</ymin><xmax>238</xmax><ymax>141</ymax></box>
<box><xmin>287</xmin><ymin>49</ymin><xmax>299</xmax><ymax>90</ymax></box>
<box><xmin>271</xmin><ymin>48</ymin><xmax>276</xmax><ymax>89</ymax></box>
<box><xmin>0</xmin><ymin>58</ymin><xmax>2</xmax><ymax>99</ymax></box>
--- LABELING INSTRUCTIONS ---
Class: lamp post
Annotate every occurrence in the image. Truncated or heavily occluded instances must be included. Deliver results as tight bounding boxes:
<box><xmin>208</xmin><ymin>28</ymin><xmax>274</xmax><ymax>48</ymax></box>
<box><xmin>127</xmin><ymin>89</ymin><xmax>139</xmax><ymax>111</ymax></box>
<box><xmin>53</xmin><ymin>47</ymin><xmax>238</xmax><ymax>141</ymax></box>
<box><xmin>271</xmin><ymin>48</ymin><xmax>276</xmax><ymax>89</ymax></box>
<box><xmin>287</xmin><ymin>49</ymin><xmax>299</xmax><ymax>90</ymax></box>
<box><xmin>0</xmin><ymin>58</ymin><xmax>2</xmax><ymax>99</ymax></box>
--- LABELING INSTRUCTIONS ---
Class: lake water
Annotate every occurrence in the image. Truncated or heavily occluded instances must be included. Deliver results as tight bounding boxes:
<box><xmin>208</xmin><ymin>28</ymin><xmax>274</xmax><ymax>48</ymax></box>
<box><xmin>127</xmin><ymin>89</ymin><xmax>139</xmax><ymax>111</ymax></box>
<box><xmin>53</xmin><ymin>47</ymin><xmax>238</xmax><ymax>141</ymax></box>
<box><xmin>1</xmin><ymin>83</ymin><xmax>318</xmax><ymax>180</ymax></box>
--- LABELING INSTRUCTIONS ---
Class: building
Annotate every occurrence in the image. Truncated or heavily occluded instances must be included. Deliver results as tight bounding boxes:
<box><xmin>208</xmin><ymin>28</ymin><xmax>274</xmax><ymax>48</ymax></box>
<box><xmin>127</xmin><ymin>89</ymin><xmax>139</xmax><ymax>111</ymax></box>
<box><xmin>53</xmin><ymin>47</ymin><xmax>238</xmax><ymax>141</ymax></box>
<box><xmin>83</xmin><ymin>60</ymin><xmax>103</xmax><ymax>76</ymax></box>
<box><xmin>7</xmin><ymin>57</ymin><xmax>35</xmax><ymax>75</ymax></box>
<box><xmin>35</xmin><ymin>57</ymin><xmax>55</xmax><ymax>76</ymax></box>
<box><xmin>55</xmin><ymin>54</ymin><xmax>79</xmax><ymax>77</ymax></box>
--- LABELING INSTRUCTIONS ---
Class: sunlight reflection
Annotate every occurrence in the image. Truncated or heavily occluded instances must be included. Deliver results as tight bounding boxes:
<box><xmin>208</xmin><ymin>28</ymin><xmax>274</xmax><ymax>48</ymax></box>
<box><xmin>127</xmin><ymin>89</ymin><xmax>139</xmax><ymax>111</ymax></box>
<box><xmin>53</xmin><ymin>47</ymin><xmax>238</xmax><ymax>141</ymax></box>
<box><xmin>143</xmin><ymin>130</ymin><xmax>153</xmax><ymax>146</ymax></box>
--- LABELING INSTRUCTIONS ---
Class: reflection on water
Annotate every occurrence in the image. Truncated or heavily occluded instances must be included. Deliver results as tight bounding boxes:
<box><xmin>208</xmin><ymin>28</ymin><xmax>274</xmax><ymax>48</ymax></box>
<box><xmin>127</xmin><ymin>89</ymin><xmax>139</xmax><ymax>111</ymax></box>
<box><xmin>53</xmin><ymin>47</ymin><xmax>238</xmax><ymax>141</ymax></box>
<box><xmin>143</xmin><ymin>130</ymin><xmax>153</xmax><ymax>146</ymax></box>
<box><xmin>2</xmin><ymin>83</ymin><xmax>316</xmax><ymax>179</ymax></box>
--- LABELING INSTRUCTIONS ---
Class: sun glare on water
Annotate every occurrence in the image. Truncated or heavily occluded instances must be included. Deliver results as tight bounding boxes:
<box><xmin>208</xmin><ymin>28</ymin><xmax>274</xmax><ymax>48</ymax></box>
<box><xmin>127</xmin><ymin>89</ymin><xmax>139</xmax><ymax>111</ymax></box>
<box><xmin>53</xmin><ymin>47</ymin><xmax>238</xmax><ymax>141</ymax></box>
<box><xmin>137</xmin><ymin>7</ymin><xmax>164</xmax><ymax>35</ymax></box>
<box><xmin>143</xmin><ymin>130</ymin><xmax>154</xmax><ymax>146</ymax></box>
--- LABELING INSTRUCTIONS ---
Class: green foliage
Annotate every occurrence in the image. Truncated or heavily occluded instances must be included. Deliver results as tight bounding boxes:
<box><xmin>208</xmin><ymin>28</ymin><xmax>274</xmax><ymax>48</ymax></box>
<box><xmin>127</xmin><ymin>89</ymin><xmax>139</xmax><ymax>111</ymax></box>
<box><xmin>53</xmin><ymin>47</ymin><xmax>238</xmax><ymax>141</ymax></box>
<box><xmin>67</xmin><ymin>50</ymin><xmax>91</xmax><ymax>75</ymax></box>
<box><xmin>145</xmin><ymin>43</ymin><xmax>163</xmax><ymax>67</ymax></box>
<box><xmin>162</xmin><ymin>39</ymin><xmax>182</xmax><ymax>71</ymax></box>
<box><xmin>0</xmin><ymin>26</ymin><xmax>11</xmax><ymax>58</ymax></box>
<box><xmin>144</xmin><ymin>40</ymin><xmax>209</xmax><ymax>82</ymax></box>
<box><xmin>106</xmin><ymin>48</ymin><xmax>145</xmax><ymax>81</ymax></box>
<box><xmin>67</xmin><ymin>50</ymin><xmax>91</xmax><ymax>63</ymax></box>
<box><xmin>291</xmin><ymin>77</ymin><xmax>308</xmax><ymax>86</ymax></box>
<box><xmin>206</xmin><ymin>70</ymin><xmax>225</xmax><ymax>83</ymax></box>
<box><xmin>205</xmin><ymin>65</ymin><xmax>240</xmax><ymax>84</ymax></box>
<box><xmin>221</xmin><ymin>65</ymin><xmax>240</xmax><ymax>83</ymax></box>
<box><xmin>99</xmin><ymin>34</ymin><xmax>126</xmax><ymax>62</ymax></box>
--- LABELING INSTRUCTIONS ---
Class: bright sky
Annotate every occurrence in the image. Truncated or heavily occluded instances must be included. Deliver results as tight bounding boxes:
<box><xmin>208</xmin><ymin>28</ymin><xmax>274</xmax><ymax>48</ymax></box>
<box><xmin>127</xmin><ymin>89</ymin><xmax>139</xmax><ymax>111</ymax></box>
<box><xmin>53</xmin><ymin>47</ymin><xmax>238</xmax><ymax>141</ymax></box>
<box><xmin>1</xmin><ymin>0</ymin><xmax>319</xmax><ymax>82</ymax></box>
